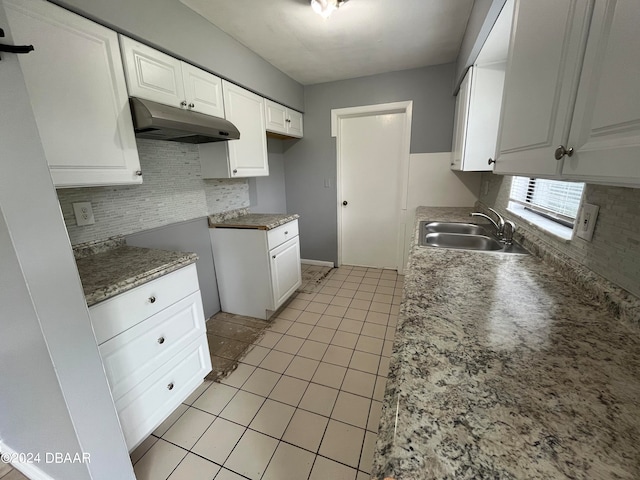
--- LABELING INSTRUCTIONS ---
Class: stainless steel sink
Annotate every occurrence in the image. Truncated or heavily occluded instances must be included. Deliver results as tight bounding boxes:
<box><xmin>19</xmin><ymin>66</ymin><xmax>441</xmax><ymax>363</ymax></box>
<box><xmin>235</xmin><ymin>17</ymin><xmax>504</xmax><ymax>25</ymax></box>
<box><xmin>423</xmin><ymin>222</ymin><xmax>489</xmax><ymax>236</ymax></box>
<box><xmin>424</xmin><ymin>232</ymin><xmax>503</xmax><ymax>251</ymax></box>
<box><xmin>418</xmin><ymin>221</ymin><xmax>529</xmax><ymax>254</ymax></box>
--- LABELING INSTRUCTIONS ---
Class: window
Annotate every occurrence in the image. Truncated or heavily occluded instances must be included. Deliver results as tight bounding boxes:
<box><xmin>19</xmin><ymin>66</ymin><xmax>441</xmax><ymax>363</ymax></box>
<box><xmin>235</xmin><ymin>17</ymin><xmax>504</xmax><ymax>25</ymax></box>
<box><xmin>509</xmin><ymin>177</ymin><xmax>585</xmax><ymax>237</ymax></box>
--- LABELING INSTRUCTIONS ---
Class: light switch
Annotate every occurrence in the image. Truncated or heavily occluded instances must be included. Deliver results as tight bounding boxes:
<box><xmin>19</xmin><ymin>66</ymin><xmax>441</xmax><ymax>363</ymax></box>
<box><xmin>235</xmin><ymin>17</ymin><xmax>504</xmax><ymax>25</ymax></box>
<box><xmin>73</xmin><ymin>202</ymin><xmax>95</xmax><ymax>226</ymax></box>
<box><xmin>576</xmin><ymin>203</ymin><xmax>599</xmax><ymax>242</ymax></box>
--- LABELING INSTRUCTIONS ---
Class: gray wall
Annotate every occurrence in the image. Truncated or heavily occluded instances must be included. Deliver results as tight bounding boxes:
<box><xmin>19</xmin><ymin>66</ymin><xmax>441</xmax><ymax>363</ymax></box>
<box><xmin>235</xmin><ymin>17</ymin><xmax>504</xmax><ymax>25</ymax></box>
<box><xmin>249</xmin><ymin>138</ymin><xmax>289</xmax><ymax>214</ymax></box>
<box><xmin>50</xmin><ymin>0</ymin><xmax>304</xmax><ymax>111</ymax></box>
<box><xmin>480</xmin><ymin>174</ymin><xmax>640</xmax><ymax>299</ymax></box>
<box><xmin>284</xmin><ymin>63</ymin><xmax>457</xmax><ymax>264</ymax></box>
<box><xmin>0</xmin><ymin>18</ymin><xmax>134</xmax><ymax>478</ymax></box>
<box><xmin>454</xmin><ymin>0</ymin><xmax>506</xmax><ymax>90</ymax></box>
<box><xmin>126</xmin><ymin>217</ymin><xmax>221</xmax><ymax>319</ymax></box>
<box><xmin>57</xmin><ymin>139</ymin><xmax>249</xmax><ymax>245</ymax></box>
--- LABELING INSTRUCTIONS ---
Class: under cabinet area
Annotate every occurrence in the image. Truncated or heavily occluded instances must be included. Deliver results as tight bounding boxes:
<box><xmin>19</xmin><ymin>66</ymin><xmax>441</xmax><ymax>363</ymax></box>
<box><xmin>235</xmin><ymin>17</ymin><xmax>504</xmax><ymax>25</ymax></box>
<box><xmin>495</xmin><ymin>0</ymin><xmax>640</xmax><ymax>186</ymax></box>
<box><xmin>88</xmin><ymin>264</ymin><xmax>211</xmax><ymax>451</ymax></box>
<box><xmin>265</xmin><ymin>99</ymin><xmax>303</xmax><ymax>138</ymax></box>
<box><xmin>210</xmin><ymin>219</ymin><xmax>301</xmax><ymax>319</ymax></box>
<box><xmin>119</xmin><ymin>36</ymin><xmax>225</xmax><ymax>118</ymax></box>
<box><xmin>3</xmin><ymin>0</ymin><xmax>141</xmax><ymax>188</ymax></box>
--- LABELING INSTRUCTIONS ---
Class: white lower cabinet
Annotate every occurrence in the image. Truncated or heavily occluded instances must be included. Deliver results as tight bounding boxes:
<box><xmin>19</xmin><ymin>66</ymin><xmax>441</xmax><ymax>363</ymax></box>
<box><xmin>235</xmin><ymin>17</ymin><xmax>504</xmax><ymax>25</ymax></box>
<box><xmin>88</xmin><ymin>264</ymin><xmax>211</xmax><ymax>451</ymax></box>
<box><xmin>210</xmin><ymin>220</ymin><xmax>302</xmax><ymax>319</ymax></box>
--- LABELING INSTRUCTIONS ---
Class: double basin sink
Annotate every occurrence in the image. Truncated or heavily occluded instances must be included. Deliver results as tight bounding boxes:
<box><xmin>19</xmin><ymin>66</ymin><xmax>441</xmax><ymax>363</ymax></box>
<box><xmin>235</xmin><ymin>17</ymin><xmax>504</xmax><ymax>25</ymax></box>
<box><xmin>419</xmin><ymin>221</ymin><xmax>528</xmax><ymax>254</ymax></box>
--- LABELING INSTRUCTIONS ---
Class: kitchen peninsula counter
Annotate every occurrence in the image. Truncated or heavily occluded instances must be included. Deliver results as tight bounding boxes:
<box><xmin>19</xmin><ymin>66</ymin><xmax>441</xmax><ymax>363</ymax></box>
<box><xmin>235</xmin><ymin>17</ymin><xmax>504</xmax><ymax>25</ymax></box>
<box><xmin>373</xmin><ymin>207</ymin><xmax>640</xmax><ymax>479</ymax></box>
<box><xmin>74</xmin><ymin>238</ymin><xmax>197</xmax><ymax>306</ymax></box>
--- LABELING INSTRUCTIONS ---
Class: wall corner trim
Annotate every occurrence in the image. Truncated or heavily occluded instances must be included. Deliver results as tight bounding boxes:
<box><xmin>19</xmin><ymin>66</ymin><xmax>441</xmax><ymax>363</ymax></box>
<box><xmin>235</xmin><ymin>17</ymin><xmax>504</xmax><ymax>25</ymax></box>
<box><xmin>330</xmin><ymin>100</ymin><xmax>414</xmax><ymax>137</ymax></box>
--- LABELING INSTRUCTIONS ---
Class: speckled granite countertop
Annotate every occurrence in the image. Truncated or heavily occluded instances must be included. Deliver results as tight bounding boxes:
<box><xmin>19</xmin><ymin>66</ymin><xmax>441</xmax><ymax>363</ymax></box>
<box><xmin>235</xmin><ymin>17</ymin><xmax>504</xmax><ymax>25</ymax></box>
<box><xmin>373</xmin><ymin>207</ymin><xmax>640</xmax><ymax>480</ymax></box>
<box><xmin>208</xmin><ymin>208</ymin><xmax>299</xmax><ymax>230</ymax></box>
<box><xmin>74</xmin><ymin>240</ymin><xmax>197</xmax><ymax>307</ymax></box>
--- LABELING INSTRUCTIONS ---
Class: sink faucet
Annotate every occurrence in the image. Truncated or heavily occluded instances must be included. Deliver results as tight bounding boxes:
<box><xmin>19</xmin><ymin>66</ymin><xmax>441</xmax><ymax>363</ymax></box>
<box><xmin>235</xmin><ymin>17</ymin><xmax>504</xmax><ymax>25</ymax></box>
<box><xmin>470</xmin><ymin>208</ymin><xmax>506</xmax><ymax>237</ymax></box>
<box><xmin>502</xmin><ymin>220</ymin><xmax>516</xmax><ymax>245</ymax></box>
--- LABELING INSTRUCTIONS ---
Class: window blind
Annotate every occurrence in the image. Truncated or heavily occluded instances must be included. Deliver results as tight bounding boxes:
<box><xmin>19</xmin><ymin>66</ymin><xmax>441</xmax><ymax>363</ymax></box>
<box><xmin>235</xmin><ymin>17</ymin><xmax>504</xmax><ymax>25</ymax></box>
<box><xmin>509</xmin><ymin>177</ymin><xmax>584</xmax><ymax>226</ymax></box>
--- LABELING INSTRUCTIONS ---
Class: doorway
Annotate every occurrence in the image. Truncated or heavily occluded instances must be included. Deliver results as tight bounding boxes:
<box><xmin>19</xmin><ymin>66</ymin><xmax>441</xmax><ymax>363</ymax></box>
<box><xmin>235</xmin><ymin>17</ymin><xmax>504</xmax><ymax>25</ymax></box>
<box><xmin>332</xmin><ymin>102</ymin><xmax>413</xmax><ymax>272</ymax></box>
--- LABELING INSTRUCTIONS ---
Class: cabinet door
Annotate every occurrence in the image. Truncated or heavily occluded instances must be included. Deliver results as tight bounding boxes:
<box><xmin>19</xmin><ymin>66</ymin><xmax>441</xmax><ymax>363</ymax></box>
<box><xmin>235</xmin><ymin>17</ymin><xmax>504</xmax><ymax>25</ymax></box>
<box><xmin>464</xmin><ymin>65</ymin><xmax>505</xmax><ymax>171</ymax></box>
<box><xmin>120</xmin><ymin>36</ymin><xmax>185</xmax><ymax>109</ymax></box>
<box><xmin>287</xmin><ymin>109</ymin><xmax>304</xmax><ymax>138</ymax></box>
<box><xmin>269</xmin><ymin>237</ymin><xmax>301</xmax><ymax>310</ymax></box>
<box><xmin>563</xmin><ymin>0</ymin><xmax>640</xmax><ymax>185</ymax></box>
<box><xmin>451</xmin><ymin>67</ymin><xmax>472</xmax><ymax>171</ymax></box>
<box><xmin>222</xmin><ymin>81</ymin><xmax>269</xmax><ymax>177</ymax></box>
<box><xmin>495</xmin><ymin>0</ymin><xmax>593</xmax><ymax>177</ymax></box>
<box><xmin>4</xmin><ymin>0</ymin><xmax>141</xmax><ymax>187</ymax></box>
<box><xmin>181</xmin><ymin>62</ymin><xmax>225</xmax><ymax>118</ymax></box>
<box><xmin>264</xmin><ymin>99</ymin><xmax>288</xmax><ymax>135</ymax></box>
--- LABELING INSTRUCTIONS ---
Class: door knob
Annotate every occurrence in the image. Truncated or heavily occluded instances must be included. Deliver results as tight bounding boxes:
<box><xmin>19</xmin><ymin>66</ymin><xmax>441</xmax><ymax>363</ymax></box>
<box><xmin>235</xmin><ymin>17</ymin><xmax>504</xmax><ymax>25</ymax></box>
<box><xmin>342</xmin><ymin>201</ymin><xmax>348</xmax><ymax>206</ymax></box>
<box><xmin>554</xmin><ymin>145</ymin><xmax>574</xmax><ymax>160</ymax></box>
<box><xmin>488</xmin><ymin>158</ymin><xmax>496</xmax><ymax>165</ymax></box>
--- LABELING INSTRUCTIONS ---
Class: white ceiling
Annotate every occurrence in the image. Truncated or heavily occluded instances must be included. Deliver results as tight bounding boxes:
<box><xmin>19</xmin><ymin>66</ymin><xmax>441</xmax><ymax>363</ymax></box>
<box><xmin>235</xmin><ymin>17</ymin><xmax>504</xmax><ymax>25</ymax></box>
<box><xmin>178</xmin><ymin>0</ymin><xmax>475</xmax><ymax>85</ymax></box>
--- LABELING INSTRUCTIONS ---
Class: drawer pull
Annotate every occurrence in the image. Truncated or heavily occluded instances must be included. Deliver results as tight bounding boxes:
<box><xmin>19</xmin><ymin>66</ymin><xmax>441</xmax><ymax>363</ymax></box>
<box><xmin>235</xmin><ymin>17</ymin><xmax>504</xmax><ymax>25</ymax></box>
<box><xmin>157</xmin><ymin>336</ymin><xmax>165</xmax><ymax>345</ymax></box>
<box><xmin>167</xmin><ymin>382</ymin><xmax>174</xmax><ymax>391</ymax></box>
<box><xmin>284</xmin><ymin>231</ymin><xmax>288</xmax><ymax>235</ymax></box>
<box><xmin>149</xmin><ymin>296</ymin><xmax>156</xmax><ymax>304</ymax></box>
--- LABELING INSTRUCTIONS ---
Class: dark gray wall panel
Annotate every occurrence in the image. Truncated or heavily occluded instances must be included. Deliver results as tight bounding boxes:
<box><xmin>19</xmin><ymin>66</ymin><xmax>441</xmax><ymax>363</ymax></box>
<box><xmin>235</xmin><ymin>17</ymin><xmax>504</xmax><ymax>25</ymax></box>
<box><xmin>126</xmin><ymin>217</ymin><xmax>220</xmax><ymax>318</ymax></box>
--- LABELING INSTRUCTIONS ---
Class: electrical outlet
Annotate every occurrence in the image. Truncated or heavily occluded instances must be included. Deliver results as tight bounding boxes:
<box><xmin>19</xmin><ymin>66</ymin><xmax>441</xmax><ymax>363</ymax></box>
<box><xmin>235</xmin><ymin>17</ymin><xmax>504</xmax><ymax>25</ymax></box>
<box><xmin>576</xmin><ymin>203</ymin><xmax>599</xmax><ymax>242</ymax></box>
<box><xmin>72</xmin><ymin>202</ymin><xmax>95</xmax><ymax>226</ymax></box>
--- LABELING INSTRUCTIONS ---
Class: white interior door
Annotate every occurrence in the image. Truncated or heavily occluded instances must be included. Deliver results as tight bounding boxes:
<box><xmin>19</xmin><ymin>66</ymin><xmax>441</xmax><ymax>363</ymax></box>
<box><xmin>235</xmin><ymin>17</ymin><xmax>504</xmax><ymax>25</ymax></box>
<box><xmin>339</xmin><ymin>113</ymin><xmax>405</xmax><ymax>269</ymax></box>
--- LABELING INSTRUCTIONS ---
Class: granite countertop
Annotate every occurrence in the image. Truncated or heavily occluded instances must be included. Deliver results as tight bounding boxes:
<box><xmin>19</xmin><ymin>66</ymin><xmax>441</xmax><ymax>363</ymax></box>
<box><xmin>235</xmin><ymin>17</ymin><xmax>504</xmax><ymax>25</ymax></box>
<box><xmin>75</xmin><ymin>243</ymin><xmax>197</xmax><ymax>307</ymax></box>
<box><xmin>208</xmin><ymin>208</ymin><xmax>299</xmax><ymax>230</ymax></box>
<box><xmin>373</xmin><ymin>207</ymin><xmax>640</xmax><ymax>479</ymax></box>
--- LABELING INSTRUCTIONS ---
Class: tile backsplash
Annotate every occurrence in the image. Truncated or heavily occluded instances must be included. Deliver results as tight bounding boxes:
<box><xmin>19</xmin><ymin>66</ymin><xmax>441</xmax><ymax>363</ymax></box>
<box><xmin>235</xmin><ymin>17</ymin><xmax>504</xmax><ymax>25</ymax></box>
<box><xmin>57</xmin><ymin>139</ymin><xmax>249</xmax><ymax>245</ymax></box>
<box><xmin>480</xmin><ymin>173</ymin><xmax>640</xmax><ymax>299</ymax></box>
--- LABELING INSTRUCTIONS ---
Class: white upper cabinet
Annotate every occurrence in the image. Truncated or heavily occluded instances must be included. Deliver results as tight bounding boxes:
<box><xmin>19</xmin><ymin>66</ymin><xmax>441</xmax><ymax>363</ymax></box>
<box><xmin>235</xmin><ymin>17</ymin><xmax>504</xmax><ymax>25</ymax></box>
<box><xmin>120</xmin><ymin>36</ymin><xmax>185</xmax><ymax>108</ymax></box>
<box><xmin>451</xmin><ymin>0</ymin><xmax>511</xmax><ymax>172</ymax></box>
<box><xmin>4</xmin><ymin>0</ymin><xmax>141</xmax><ymax>187</ymax></box>
<box><xmin>562</xmin><ymin>0</ymin><xmax>640</xmax><ymax>185</ymax></box>
<box><xmin>451</xmin><ymin>65</ymin><xmax>506</xmax><ymax>173</ymax></box>
<box><xmin>120</xmin><ymin>36</ymin><xmax>224</xmax><ymax>118</ymax></box>
<box><xmin>222</xmin><ymin>81</ymin><xmax>269</xmax><ymax>177</ymax></box>
<box><xmin>286</xmin><ymin>109</ymin><xmax>304</xmax><ymax>138</ymax></box>
<box><xmin>450</xmin><ymin>67</ymin><xmax>471</xmax><ymax>171</ymax></box>
<box><xmin>496</xmin><ymin>0</ymin><xmax>640</xmax><ymax>186</ymax></box>
<box><xmin>265</xmin><ymin>99</ymin><xmax>303</xmax><ymax>138</ymax></box>
<box><xmin>180</xmin><ymin>62</ymin><xmax>224</xmax><ymax>118</ymax></box>
<box><xmin>495</xmin><ymin>0</ymin><xmax>592</xmax><ymax>178</ymax></box>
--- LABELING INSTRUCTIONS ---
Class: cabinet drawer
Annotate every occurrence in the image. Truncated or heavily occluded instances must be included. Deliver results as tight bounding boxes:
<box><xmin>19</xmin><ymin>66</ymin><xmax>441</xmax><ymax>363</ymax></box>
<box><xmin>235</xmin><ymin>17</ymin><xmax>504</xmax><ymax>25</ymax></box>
<box><xmin>267</xmin><ymin>220</ymin><xmax>299</xmax><ymax>250</ymax></box>
<box><xmin>115</xmin><ymin>336</ymin><xmax>212</xmax><ymax>451</ymax></box>
<box><xmin>90</xmin><ymin>264</ymin><xmax>199</xmax><ymax>344</ymax></box>
<box><xmin>99</xmin><ymin>291</ymin><xmax>206</xmax><ymax>400</ymax></box>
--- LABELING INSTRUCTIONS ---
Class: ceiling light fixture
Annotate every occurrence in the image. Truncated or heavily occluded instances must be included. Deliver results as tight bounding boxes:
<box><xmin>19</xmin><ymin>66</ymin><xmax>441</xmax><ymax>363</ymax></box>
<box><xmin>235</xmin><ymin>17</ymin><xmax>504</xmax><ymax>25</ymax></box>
<box><xmin>310</xmin><ymin>0</ymin><xmax>349</xmax><ymax>19</ymax></box>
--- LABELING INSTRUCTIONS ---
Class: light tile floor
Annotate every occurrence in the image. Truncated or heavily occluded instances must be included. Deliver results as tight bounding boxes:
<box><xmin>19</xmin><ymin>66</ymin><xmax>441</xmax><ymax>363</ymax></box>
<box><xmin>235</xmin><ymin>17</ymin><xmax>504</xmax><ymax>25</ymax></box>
<box><xmin>131</xmin><ymin>264</ymin><xmax>403</xmax><ymax>480</ymax></box>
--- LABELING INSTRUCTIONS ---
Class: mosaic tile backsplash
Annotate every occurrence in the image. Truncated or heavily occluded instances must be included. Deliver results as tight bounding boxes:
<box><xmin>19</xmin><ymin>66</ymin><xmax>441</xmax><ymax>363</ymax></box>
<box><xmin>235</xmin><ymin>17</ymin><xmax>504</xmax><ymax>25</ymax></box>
<box><xmin>479</xmin><ymin>173</ymin><xmax>640</xmax><ymax>299</ymax></box>
<box><xmin>57</xmin><ymin>139</ymin><xmax>249</xmax><ymax>245</ymax></box>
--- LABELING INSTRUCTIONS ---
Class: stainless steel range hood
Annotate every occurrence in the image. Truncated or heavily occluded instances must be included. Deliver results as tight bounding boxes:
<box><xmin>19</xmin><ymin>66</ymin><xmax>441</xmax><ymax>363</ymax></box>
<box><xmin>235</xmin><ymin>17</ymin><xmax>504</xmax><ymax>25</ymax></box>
<box><xmin>129</xmin><ymin>97</ymin><xmax>240</xmax><ymax>144</ymax></box>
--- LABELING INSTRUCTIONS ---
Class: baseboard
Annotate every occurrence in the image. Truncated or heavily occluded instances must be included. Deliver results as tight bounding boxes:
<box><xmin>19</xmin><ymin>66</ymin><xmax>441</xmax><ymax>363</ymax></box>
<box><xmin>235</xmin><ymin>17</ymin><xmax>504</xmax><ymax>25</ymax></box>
<box><xmin>300</xmin><ymin>259</ymin><xmax>335</xmax><ymax>267</ymax></box>
<box><xmin>0</xmin><ymin>442</ymin><xmax>57</xmax><ymax>480</ymax></box>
